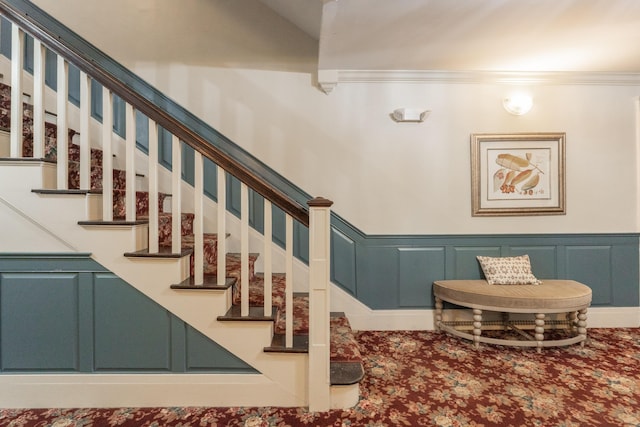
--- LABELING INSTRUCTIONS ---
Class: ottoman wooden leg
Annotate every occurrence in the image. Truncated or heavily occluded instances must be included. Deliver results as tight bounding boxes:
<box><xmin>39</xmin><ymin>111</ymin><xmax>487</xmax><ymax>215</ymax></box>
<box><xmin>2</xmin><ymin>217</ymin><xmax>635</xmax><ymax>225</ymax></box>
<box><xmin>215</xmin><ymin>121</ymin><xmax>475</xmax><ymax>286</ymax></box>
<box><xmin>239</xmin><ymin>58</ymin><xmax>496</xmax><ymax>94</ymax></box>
<box><xmin>435</xmin><ymin>297</ymin><xmax>443</xmax><ymax>332</ymax></box>
<box><xmin>535</xmin><ymin>313</ymin><xmax>545</xmax><ymax>353</ymax></box>
<box><xmin>567</xmin><ymin>311</ymin><xmax>578</xmax><ymax>332</ymax></box>
<box><xmin>501</xmin><ymin>312</ymin><xmax>510</xmax><ymax>331</ymax></box>
<box><xmin>472</xmin><ymin>309</ymin><xmax>482</xmax><ymax>349</ymax></box>
<box><xmin>577</xmin><ymin>308</ymin><xmax>588</xmax><ymax>347</ymax></box>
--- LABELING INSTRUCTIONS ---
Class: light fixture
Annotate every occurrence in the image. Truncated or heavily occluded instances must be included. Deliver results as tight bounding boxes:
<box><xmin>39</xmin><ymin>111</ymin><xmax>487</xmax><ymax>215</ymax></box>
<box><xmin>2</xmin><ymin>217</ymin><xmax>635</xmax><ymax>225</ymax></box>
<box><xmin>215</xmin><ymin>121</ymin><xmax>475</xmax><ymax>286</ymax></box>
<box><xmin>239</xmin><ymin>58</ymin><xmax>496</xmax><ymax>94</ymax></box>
<box><xmin>390</xmin><ymin>108</ymin><xmax>430</xmax><ymax>123</ymax></box>
<box><xmin>503</xmin><ymin>93</ymin><xmax>533</xmax><ymax>115</ymax></box>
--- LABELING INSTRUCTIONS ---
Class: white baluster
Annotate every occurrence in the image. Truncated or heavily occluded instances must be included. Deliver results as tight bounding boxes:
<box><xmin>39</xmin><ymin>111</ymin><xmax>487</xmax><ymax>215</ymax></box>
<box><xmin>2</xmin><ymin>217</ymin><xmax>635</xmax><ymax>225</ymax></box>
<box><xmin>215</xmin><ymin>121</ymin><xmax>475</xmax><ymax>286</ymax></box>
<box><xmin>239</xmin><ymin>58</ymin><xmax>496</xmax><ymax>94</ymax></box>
<box><xmin>148</xmin><ymin>119</ymin><xmax>159</xmax><ymax>253</ymax></box>
<box><xmin>307</xmin><ymin>197</ymin><xmax>333</xmax><ymax>412</ymax></box>
<box><xmin>285</xmin><ymin>214</ymin><xmax>293</xmax><ymax>348</ymax></box>
<box><xmin>263</xmin><ymin>199</ymin><xmax>272</xmax><ymax>317</ymax></box>
<box><xmin>124</xmin><ymin>103</ymin><xmax>136</xmax><ymax>221</ymax></box>
<box><xmin>171</xmin><ymin>135</ymin><xmax>181</xmax><ymax>254</ymax></box>
<box><xmin>9</xmin><ymin>24</ymin><xmax>23</xmax><ymax>158</ymax></box>
<box><xmin>79</xmin><ymin>71</ymin><xmax>91</xmax><ymax>189</ymax></box>
<box><xmin>56</xmin><ymin>55</ymin><xmax>68</xmax><ymax>190</ymax></box>
<box><xmin>216</xmin><ymin>166</ymin><xmax>226</xmax><ymax>288</ymax></box>
<box><xmin>101</xmin><ymin>87</ymin><xmax>113</xmax><ymax>221</ymax></box>
<box><xmin>32</xmin><ymin>38</ymin><xmax>45</xmax><ymax>159</ymax></box>
<box><xmin>193</xmin><ymin>151</ymin><xmax>204</xmax><ymax>285</ymax></box>
<box><xmin>241</xmin><ymin>182</ymin><xmax>249</xmax><ymax>317</ymax></box>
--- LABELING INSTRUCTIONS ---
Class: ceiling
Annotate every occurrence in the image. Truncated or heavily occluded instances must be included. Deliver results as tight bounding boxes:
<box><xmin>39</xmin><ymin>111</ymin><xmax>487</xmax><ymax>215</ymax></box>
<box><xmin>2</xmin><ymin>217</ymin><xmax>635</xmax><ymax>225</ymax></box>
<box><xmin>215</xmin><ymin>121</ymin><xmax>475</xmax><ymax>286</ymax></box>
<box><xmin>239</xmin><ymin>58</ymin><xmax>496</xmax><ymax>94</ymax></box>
<box><xmin>261</xmin><ymin>0</ymin><xmax>640</xmax><ymax>87</ymax></box>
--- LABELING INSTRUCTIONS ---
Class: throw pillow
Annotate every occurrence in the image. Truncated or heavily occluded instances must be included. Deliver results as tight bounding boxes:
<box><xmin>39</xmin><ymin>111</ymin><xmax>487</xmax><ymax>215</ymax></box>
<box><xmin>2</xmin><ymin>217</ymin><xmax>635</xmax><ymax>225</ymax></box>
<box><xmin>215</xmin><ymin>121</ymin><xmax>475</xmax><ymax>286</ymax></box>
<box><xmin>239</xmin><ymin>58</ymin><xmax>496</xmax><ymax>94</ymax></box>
<box><xmin>476</xmin><ymin>254</ymin><xmax>542</xmax><ymax>285</ymax></box>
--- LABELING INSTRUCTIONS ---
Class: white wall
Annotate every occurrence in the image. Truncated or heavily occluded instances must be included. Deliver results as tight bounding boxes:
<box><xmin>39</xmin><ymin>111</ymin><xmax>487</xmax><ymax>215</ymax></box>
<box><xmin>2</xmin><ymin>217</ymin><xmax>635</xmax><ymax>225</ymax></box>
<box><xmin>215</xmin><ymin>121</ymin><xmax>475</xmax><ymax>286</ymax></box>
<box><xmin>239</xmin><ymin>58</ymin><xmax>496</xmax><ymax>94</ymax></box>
<box><xmin>31</xmin><ymin>0</ymin><xmax>640</xmax><ymax>235</ymax></box>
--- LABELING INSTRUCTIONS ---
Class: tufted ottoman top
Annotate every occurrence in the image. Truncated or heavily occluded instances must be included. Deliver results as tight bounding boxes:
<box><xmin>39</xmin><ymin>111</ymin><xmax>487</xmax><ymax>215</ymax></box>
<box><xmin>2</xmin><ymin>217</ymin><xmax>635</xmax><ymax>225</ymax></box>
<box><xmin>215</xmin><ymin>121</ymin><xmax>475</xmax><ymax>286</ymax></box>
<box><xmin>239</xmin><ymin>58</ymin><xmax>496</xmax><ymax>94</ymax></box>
<box><xmin>433</xmin><ymin>280</ymin><xmax>592</xmax><ymax>313</ymax></box>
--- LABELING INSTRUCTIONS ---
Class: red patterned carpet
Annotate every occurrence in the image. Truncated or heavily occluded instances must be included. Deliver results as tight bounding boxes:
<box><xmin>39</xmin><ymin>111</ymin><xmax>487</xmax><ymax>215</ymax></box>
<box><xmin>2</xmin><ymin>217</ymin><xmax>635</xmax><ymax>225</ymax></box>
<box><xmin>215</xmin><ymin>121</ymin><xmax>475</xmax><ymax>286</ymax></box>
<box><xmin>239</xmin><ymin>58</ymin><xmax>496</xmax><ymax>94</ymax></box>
<box><xmin>1</xmin><ymin>328</ymin><xmax>640</xmax><ymax>426</ymax></box>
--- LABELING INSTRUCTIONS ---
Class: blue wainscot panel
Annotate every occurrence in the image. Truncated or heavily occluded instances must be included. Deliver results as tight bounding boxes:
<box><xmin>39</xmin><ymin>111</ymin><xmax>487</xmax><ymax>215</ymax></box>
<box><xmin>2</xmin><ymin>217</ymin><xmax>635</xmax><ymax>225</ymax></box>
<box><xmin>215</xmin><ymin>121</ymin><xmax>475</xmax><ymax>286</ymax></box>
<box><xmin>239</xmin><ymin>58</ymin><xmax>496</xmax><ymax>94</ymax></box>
<box><xmin>565</xmin><ymin>246</ymin><xmax>613</xmax><ymax>306</ymax></box>
<box><xmin>93</xmin><ymin>273</ymin><xmax>173</xmax><ymax>371</ymax></box>
<box><xmin>0</xmin><ymin>273</ymin><xmax>80</xmax><ymax>371</ymax></box>
<box><xmin>510</xmin><ymin>246</ymin><xmax>557</xmax><ymax>279</ymax></box>
<box><xmin>398</xmin><ymin>247</ymin><xmax>445</xmax><ymax>307</ymax></box>
<box><xmin>186</xmin><ymin>326</ymin><xmax>254</xmax><ymax>372</ymax></box>
<box><xmin>331</xmin><ymin>228</ymin><xmax>357</xmax><ymax>296</ymax></box>
<box><xmin>451</xmin><ymin>246</ymin><xmax>501</xmax><ymax>279</ymax></box>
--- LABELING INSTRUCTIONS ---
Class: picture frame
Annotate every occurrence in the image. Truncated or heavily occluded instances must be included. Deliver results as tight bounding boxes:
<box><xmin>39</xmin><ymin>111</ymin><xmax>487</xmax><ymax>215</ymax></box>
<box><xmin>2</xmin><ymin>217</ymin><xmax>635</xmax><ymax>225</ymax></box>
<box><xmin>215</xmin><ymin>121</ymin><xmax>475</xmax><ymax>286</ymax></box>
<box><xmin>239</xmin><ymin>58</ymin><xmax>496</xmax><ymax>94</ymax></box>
<box><xmin>471</xmin><ymin>132</ymin><xmax>566</xmax><ymax>216</ymax></box>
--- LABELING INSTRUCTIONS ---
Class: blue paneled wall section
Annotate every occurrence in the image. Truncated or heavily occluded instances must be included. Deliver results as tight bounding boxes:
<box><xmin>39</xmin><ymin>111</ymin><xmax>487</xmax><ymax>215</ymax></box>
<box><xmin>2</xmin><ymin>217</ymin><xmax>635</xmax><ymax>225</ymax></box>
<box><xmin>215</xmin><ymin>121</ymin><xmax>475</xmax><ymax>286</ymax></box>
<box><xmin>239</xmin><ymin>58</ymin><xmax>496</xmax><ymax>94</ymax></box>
<box><xmin>330</xmin><ymin>226</ymin><xmax>640</xmax><ymax>310</ymax></box>
<box><xmin>0</xmin><ymin>254</ymin><xmax>256</xmax><ymax>373</ymax></box>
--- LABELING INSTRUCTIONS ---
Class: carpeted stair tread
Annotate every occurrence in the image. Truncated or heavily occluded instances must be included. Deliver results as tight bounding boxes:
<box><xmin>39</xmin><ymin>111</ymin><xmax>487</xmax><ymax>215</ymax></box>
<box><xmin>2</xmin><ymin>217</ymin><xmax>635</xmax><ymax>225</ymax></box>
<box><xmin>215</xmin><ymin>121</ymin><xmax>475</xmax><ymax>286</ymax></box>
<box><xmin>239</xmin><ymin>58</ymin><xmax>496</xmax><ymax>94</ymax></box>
<box><xmin>329</xmin><ymin>312</ymin><xmax>363</xmax><ymax>363</ymax></box>
<box><xmin>113</xmin><ymin>190</ymin><xmax>169</xmax><ymax>219</ymax></box>
<box><xmin>155</xmin><ymin>212</ymin><xmax>195</xmax><ymax>244</ymax></box>
<box><xmin>236</xmin><ymin>272</ymin><xmax>286</xmax><ymax>308</ymax></box>
<box><xmin>274</xmin><ymin>294</ymin><xmax>309</xmax><ymax>335</ymax></box>
<box><xmin>329</xmin><ymin>313</ymin><xmax>365</xmax><ymax>385</ymax></box>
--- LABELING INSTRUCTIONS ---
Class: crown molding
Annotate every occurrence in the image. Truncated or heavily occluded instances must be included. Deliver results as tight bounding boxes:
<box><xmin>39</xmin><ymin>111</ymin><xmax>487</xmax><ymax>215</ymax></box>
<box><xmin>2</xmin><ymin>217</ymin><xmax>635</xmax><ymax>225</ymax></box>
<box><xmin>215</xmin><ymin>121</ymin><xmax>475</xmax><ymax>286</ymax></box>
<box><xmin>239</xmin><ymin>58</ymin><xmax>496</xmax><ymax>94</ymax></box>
<box><xmin>317</xmin><ymin>69</ymin><xmax>640</xmax><ymax>92</ymax></box>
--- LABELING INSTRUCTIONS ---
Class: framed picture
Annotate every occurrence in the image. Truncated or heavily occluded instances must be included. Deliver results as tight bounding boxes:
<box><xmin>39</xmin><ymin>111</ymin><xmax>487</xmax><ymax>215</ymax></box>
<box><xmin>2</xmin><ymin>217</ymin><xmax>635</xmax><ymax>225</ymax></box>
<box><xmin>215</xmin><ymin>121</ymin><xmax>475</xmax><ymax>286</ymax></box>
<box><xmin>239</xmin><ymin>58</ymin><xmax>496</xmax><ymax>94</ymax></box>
<box><xmin>471</xmin><ymin>133</ymin><xmax>566</xmax><ymax>216</ymax></box>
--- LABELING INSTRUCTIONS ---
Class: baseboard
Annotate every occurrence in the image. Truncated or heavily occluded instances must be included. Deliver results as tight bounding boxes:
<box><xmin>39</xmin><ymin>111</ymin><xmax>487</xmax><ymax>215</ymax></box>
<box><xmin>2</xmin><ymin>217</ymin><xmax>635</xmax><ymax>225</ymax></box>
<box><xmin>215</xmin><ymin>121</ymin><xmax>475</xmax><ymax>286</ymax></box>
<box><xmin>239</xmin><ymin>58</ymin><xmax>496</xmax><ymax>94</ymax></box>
<box><xmin>0</xmin><ymin>373</ymin><xmax>303</xmax><ymax>409</ymax></box>
<box><xmin>331</xmin><ymin>283</ymin><xmax>640</xmax><ymax>330</ymax></box>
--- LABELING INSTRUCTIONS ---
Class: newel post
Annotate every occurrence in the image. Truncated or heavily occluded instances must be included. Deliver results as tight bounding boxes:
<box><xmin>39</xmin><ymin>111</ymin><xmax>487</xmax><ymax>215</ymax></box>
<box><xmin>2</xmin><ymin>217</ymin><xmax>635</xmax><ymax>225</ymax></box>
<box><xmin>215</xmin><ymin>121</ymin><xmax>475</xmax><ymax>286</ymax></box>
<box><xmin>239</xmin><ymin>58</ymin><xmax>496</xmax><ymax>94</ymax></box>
<box><xmin>307</xmin><ymin>196</ymin><xmax>333</xmax><ymax>412</ymax></box>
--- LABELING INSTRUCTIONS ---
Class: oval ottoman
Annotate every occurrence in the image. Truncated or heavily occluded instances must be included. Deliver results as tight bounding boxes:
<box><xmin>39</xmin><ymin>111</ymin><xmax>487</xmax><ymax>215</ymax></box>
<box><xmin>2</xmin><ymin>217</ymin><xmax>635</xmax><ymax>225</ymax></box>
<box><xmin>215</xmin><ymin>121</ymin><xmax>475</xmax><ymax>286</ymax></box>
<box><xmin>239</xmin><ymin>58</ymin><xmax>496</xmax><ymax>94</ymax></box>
<box><xmin>433</xmin><ymin>279</ymin><xmax>592</xmax><ymax>352</ymax></box>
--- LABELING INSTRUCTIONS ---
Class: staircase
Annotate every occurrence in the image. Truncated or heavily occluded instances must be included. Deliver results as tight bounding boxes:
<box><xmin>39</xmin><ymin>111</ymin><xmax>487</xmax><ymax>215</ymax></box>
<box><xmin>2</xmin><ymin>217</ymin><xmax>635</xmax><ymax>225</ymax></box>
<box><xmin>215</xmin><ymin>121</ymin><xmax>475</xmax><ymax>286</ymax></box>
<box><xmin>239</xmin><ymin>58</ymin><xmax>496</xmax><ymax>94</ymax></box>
<box><xmin>0</xmin><ymin>2</ymin><xmax>363</xmax><ymax>411</ymax></box>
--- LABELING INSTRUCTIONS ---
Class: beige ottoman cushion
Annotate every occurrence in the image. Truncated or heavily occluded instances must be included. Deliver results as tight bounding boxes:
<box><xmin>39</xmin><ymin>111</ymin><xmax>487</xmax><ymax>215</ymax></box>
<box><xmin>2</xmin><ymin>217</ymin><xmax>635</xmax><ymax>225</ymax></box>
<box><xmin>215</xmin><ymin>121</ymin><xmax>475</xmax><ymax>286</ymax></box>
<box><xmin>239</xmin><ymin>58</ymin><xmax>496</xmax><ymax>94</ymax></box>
<box><xmin>433</xmin><ymin>279</ymin><xmax>592</xmax><ymax>313</ymax></box>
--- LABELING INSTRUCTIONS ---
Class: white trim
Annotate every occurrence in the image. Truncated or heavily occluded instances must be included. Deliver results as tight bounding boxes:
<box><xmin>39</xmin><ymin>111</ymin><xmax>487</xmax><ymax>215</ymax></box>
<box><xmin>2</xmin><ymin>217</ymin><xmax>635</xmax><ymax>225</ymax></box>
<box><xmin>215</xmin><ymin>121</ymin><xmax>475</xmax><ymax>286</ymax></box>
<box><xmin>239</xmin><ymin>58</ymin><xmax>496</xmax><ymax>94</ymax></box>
<box><xmin>330</xmin><ymin>384</ymin><xmax>359</xmax><ymax>410</ymax></box>
<box><xmin>331</xmin><ymin>283</ymin><xmax>640</xmax><ymax>330</ymax></box>
<box><xmin>319</xmin><ymin>69</ymin><xmax>640</xmax><ymax>89</ymax></box>
<box><xmin>0</xmin><ymin>374</ymin><xmax>297</xmax><ymax>409</ymax></box>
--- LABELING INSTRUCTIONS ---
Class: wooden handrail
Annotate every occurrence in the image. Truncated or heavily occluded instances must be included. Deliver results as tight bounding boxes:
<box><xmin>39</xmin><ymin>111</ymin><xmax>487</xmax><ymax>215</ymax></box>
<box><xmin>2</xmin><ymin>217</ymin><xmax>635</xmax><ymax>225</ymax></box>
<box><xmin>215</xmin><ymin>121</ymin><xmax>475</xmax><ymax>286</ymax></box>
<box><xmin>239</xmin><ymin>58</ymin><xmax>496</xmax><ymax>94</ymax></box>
<box><xmin>0</xmin><ymin>0</ymin><xmax>310</xmax><ymax>226</ymax></box>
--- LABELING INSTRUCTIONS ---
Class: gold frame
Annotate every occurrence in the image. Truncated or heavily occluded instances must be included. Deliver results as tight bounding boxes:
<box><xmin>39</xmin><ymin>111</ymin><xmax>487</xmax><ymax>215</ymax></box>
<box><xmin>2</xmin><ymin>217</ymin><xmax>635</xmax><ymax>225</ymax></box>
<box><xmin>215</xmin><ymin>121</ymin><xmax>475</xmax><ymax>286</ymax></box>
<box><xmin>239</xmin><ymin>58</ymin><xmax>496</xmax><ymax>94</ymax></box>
<box><xmin>471</xmin><ymin>133</ymin><xmax>566</xmax><ymax>216</ymax></box>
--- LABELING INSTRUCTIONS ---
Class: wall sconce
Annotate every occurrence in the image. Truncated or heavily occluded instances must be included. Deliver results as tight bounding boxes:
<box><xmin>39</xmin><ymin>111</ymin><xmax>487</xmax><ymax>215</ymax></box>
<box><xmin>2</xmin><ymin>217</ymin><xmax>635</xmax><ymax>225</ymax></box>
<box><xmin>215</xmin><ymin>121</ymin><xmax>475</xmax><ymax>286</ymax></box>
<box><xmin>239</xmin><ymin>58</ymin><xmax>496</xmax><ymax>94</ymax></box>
<box><xmin>503</xmin><ymin>93</ymin><xmax>533</xmax><ymax>115</ymax></box>
<box><xmin>390</xmin><ymin>108</ymin><xmax>430</xmax><ymax>123</ymax></box>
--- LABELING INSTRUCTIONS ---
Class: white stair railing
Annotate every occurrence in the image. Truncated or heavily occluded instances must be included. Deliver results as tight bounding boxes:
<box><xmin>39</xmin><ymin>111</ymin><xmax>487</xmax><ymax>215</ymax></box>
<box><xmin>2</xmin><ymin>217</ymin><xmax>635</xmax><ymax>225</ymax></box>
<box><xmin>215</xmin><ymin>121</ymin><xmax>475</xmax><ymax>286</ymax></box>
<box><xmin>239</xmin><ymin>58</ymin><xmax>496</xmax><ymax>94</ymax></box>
<box><xmin>79</xmin><ymin>71</ymin><xmax>91</xmax><ymax>190</ymax></box>
<box><xmin>147</xmin><ymin>119</ymin><xmax>159</xmax><ymax>253</ymax></box>
<box><xmin>285</xmin><ymin>214</ymin><xmax>294</xmax><ymax>347</ymax></box>
<box><xmin>193</xmin><ymin>151</ymin><xmax>204</xmax><ymax>285</ymax></box>
<box><xmin>240</xmin><ymin>182</ymin><xmax>250</xmax><ymax>316</ymax></box>
<box><xmin>170</xmin><ymin>134</ymin><xmax>181</xmax><ymax>254</ymax></box>
<box><xmin>32</xmin><ymin>38</ymin><xmax>45</xmax><ymax>159</ymax></box>
<box><xmin>263</xmin><ymin>199</ymin><xmax>273</xmax><ymax>317</ymax></box>
<box><xmin>1</xmin><ymin>11</ymin><xmax>334</xmax><ymax>409</ymax></box>
<box><xmin>55</xmin><ymin>55</ymin><xmax>68</xmax><ymax>190</ymax></box>
<box><xmin>9</xmin><ymin>23</ymin><xmax>22</xmax><ymax>158</ymax></box>
<box><xmin>124</xmin><ymin>103</ymin><xmax>135</xmax><ymax>221</ymax></box>
<box><xmin>101</xmin><ymin>86</ymin><xmax>114</xmax><ymax>221</ymax></box>
<box><xmin>216</xmin><ymin>166</ymin><xmax>227</xmax><ymax>287</ymax></box>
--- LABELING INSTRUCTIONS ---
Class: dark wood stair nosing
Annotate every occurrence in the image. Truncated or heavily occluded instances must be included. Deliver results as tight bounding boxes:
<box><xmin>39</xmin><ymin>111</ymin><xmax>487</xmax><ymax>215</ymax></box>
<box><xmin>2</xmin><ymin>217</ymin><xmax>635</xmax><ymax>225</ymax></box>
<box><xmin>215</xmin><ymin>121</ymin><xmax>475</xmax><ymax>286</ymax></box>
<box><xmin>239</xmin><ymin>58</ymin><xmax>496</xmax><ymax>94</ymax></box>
<box><xmin>124</xmin><ymin>247</ymin><xmax>193</xmax><ymax>258</ymax></box>
<box><xmin>217</xmin><ymin>305</ymin><xmax>277</xmax><ymax>322</ymax></box>
<box><xmin>264</xmin><ymin>333</ymin><xmax>309</xmax><ymax>354</ymax></box>
<box><xmin>32</xmin><ymin>188</ymin><xmax>96</xmax><ymax>195</ymax></box>
<box><xmin>78</xmin><ymin>220</ymin><xmax>149</xmax><ymax>228</ymax></box>
<box><xmin>0</xmin><ymin>157</ymin><xmax>56</xmax><ymax>164</ymax></box>
<box><xmin>330</xmin><ymin>361</ymin><xmax>365</xmax><ymax>386</ymax></box>
<box><xmin>171</xmin><ymin>275</ymin><xmax>236</xmax><ymax>290</ymax></box>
